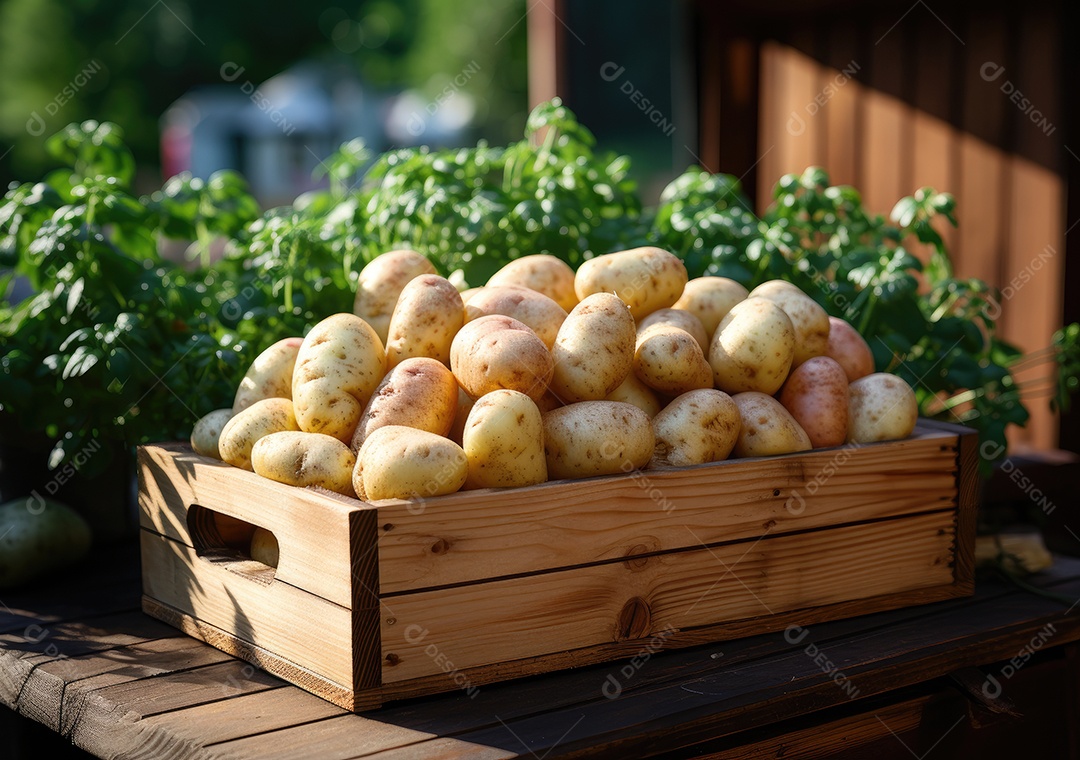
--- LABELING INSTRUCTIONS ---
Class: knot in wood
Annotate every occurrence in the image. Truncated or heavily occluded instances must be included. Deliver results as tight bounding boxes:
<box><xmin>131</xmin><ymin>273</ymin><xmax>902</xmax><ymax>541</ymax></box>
<box><xmin>617</xmin><ymin>597</ymin><xmax>652</xmax><ymax>640</ymax></box>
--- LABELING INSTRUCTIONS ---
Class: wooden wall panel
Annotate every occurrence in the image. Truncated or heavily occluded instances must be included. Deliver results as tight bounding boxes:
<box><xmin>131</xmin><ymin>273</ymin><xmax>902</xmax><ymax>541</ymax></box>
<box><xmin>747</xmin><ymin>1</ymin><xmax>1065</xmax><ymax>450</ymax></box>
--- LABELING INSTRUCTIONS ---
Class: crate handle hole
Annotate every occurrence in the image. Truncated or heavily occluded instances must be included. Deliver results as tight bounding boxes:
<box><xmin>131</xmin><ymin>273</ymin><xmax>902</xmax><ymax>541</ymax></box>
<box><xmin>187</xmin><ymin>504</ymin><xmax>279</xmax><ymax>584</ymax></box>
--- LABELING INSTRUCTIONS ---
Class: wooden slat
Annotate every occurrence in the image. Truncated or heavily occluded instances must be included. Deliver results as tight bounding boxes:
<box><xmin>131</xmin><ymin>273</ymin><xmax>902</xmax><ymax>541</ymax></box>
<box><xmin>396</xmin><ymin>577</ymin><xmax>1080</xmax><ymax>760</ymax></box>
<box><xmin>139</xmin><ymin>687</ymin><xmax>344</xmax><ymax>747</ymax></box>
<box><xmin>698</xmin><ymin>693</ymin><xmax>934</xmax><ymax>759</ymax></box>
<box><xmin>3</xmin><ymin>635</ymin><xmax>230</xmax><ymax>734</ymax></box>
<box><xmin>955</xmin><ymin>137</ymin><xmax>1006</xmax><ymax>287</ymax></box>
<box><xmin>377</xmin><ymin>425</ymin><xmax>959</xmax><ymax>593</ymax></box>
<box><xmin>138</xmin><ymin>444</ymin><xmax>365</xmax><ymax>609</ymax></box>
<box><xmin>140</xmin><ymin>530</ymin><xmax>356</xmax><ymax>690</ymax></box>
<box><xmin>860</xmin><ymin>88</ymin><xmax>907</xmax><ymax>215</ymax></box>
<box><xmin>206</xmin><ymin>713</ymin><xmax>442</xmax><ymax>760</ymax></box>
<box><xmin>1003</xmin><ymin>159</ymin><xmax>1064</xmax><ymax>451</ymax></box>
<box><xmin>380</xmin><ymin>511</ymin><xmax>957</xmax><ymax>683</ymax></box>
<box><xmin>68</xmin><ymin>663</ymin><xmax>286</xmax><ymax>758</ymax></box>
<box><xmin>821</xmin><ymin>18</ymin><xmax>861</xmax><ymax>189</ymax></box>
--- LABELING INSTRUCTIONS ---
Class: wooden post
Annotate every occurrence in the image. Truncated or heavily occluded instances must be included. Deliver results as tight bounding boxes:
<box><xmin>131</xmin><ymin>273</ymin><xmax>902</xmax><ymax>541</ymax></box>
<box><xmin>527</xmin><ymin>0</ymin><xmax>567</xmax><ymax>107</ymax></box>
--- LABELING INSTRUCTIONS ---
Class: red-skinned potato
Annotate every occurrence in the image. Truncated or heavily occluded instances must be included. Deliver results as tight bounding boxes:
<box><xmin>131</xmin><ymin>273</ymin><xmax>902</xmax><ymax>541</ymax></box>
<box><xmin>778</xmin><ymin>357</ymin><xmax>849</xmax><ymax>448</ymax></box>
<box><xmin>826</xmin><ymin>316</ymin><xmax>875</xmax><ymax>382</ymax></box>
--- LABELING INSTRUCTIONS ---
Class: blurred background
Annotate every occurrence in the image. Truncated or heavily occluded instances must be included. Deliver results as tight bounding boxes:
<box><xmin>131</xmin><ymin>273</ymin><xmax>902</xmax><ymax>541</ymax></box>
<box><xmin>0</xmin><ymin>0</ymin><xmax>1073</xmax><ymax>454</ymax></box>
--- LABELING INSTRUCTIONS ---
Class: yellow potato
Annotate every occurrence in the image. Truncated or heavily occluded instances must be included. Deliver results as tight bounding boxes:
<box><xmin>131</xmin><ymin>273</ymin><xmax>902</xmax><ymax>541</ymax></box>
<box><xmin>535</xmin><ymin>390</ymin><xmax>566</xmax><ymax>414</ymax></box>
<box><xmin>778</xmin><ymin>357</ymin><xmax>849</xmax><ymax>448</ymax></box>
<box><xmin>464</xmin><ymin>285</ymin><xmax>567</xmax><ymax>349</ymax></box>
<box><xmin>605</xmin><ymin>372</ymin><xmax>662</xmax><ymax>418</ymax></box>
<box><xmin>460</xmin><ymin>287</ymin><xmax>485</xmax><ymax>304</ymax></box>
<box><xmin>709</xmin><ymin>298</ymin><xmax>796</xmax><ymax>395</ymax></box>
<box><xmin>352</xmin><ymin>357</ymin><xmax>459</xmax><ymax>450</ymax></box>
<box><xmin>353</xmin><ymin>249</ymin><xmax>436</xmax><ymax>344</ymax></box>
<box><xmin>633</xmin><ymin>323</ymin><xmax>713</xmax><ymax>396</ymax></box>
<box><xmin>251</xmin><ymin>431</ymin><xmax>357</xmax><ymax>497</ymax></box>
<box><xmin>232</xmin><ymin>337</ymin><xmax>303</xmax><ymax>413</ymax></box>
<box><xmin>748</xmin><ymin>280</ymin><xmax>830</xmax><ymax>366</ymax></box>
<box><xmin>637</xmin><ymin>308</ymin><xmax>709</xmax><ymax>353</ymax></box>
<box><xmin>826</xmin><ymin>316</ymin><xmax>875</xmax><ymax>382</ymax></box>
<box><xmin>190</xmin><ymin>408</ymin><xmax>234</xmax><ymax>460</ymax></box>
<box><xmin>463</xmin><ymin>390</ymin><xmax>547</xmax><ymax>489</ymax></box>
<box><xmin>487</xmin><ymin>254</ymin><xmax>578</xmax><ymax>311</ymax></box>
<box><xmin>447</xmin><ymin>387</ymin><xmax>476</xmax><ymax>446</ymax></box>
<box><xmin>549</xmin><ymin>293</ymin><xmax>636</xmax><ymax>403</ymax></box>
<box><xmin>574</xmin><ymin>246</ymin><xmax>688</xmax><ymax>320</ymax></box>
<box><xmin>385</xmin><ymin>274</ymin><xmax>464</xmax><ymax>367</ymax></box>
<box><xmin>542</xmin><ymin>401</ymin><xmax>654</xmax><ymax>480</ymax></box>
<box><xmin>650</xmin><ymin>389</ymin><xmax>741</xmax><ymax>468</ymax></box>
<box><xmin>731</xmin><ymin>392</ymin><xmax>812</xmax><ymax>457</ymax></box>
<box><xmin>847</xmin><ymin>373</ymin><xmax>918</xmax><ymax>443</ymax></box>
<box><xmin>450</xmin><ymin>315</ymin><xmax>553</xmax><ymax>401</ymax></box>
<box><xmin>249</xmin><ymin>527</ymin><xmax>279</xmax><ymax>568</ymax></box>
<box><xmin>672</xmin><ymin>277</ymin><xmax>749</xmax><ymax>338</ymax></box>
<box><xmin>355</xmin><ymin>426</ymin><xmax>468</xmax><ymax>501</ymax></box>
<box><xmin>292</xmin><ymin>313</ymin><xmax>387</xmax><ymax>443</ymax></box>
<box><xmin>218</xmin><ymin>398</ymin><xmax>300</xmax><ymax>470</ymax></box>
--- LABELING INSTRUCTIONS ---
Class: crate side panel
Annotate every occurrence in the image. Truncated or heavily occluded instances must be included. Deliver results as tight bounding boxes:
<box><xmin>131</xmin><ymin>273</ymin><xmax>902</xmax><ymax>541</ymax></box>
<box><xmin>138</xmin><ymin>444</ymin><xmax>359</xmax><ymax>608</ymax></box>
<box><xmin>379</xmin><ymin>510</ymin><xmax>957</xmax><ymax>683</ymax></box>
<box><xmin>140</xmin><ymin>530</ymin><xmax>355</xmax><ymax>688</ymax></box>
<box><xmin>378</xmin><ymin>429</ymin><xmax>959</xmax><ymax>593</ymax></box>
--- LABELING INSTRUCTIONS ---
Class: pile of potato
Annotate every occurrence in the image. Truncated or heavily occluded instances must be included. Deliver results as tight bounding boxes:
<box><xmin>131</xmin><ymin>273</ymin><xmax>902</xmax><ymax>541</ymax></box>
<box><xmin>190</xmin><ymin>247</ymin><xmax>919</xmax><ymax>506</ymax></box>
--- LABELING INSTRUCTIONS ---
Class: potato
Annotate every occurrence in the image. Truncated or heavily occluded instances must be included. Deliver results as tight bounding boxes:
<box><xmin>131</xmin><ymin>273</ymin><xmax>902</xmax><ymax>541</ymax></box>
<box><xmin>353</xmin><ymin>249</ymin><xmax>436</xmax><ymax>344</ymax></box>
<box><xmin>542</xmin><ymin>401</ymin><xmax>654</xmax><ymax>480</ymax></box>
<box><xmin>575</xmin><ymin>247</ymin><xmax>688</xmax><ymax>320</ymax></box>
<box><xmin>250</xmin><ymin>527</ymin><xmax>279</xmax><ymax>568</ymax></box>
<box><xmin>464</xmin><ymin>285</ymin><xmax>567</xmax><ymax>349</ymax></box>
<box><xmin>447</xmin><ymin>387</ymin><xmax>476</xmax><ymax>445</ymax></box>
<box><xmin>190</xmin><ymin>408</ymin><xmax>234</xmax><ymax>460</ymax></box>
<box><xmin>385</xmin><ymin>274</ymin><xmax>464</xmax><ymax>367</ymax></box>
<box><xmin>535</xmin><ymin>390</ymin><xmax>566</xmax><ymax>414</ymax></box>
<box><xmin>634</xmin><ymin>323</ymin><xmax>713</xmax><ymax>396</ymax></box>
<box><xmin>460</xmin><ymin>287</ymin><xmax>485</xmax><ymax>304</ymax></box>
<box><xmin>672</xmin><ymin>277</ymin><xmax>749</xmax><ymax>338</ymax></box>
<box><xmin>450</xmin><ymin>315</ymin><xmax>553</xmax><ymax>401</ymax></box>
<box><xmin>232</xmin><ymin>337</ymin><xmax>303</xmax><ymax>412</ymax></box>
<box><xmin>549</xmin><ymin>293</ymin><xmax>636</xmax><ymax>403</ymax></box>
<box><xmin>605</xmin><ymin>372</ymin><xmax>662</xmax><ymax>418</ymax></box>
<box><xmin>747</xmin><ymin>280</ymin><xmax>829</xmax><ymax>366</ymax></box>
<box><xmin>352</xmin><ymin>357</ymin><xmax>458</xmax><ymax>450</ymax></box>
<box><xmin>218</xmin><ymin>398</ymin><xmax>300</xmax><ymax>470</ymax></box>
<box><xmin>251</xmin><ymin>431</ymin><xmax>357</xmax><ymax>497</ymax></box>
<box><xmin>650</xmin><ymin>389</ymin><xmax>740</xmax><ymax>468</ymax></box>
<box><xmin>213</xmin><ymin>513</ymin><xmax>255</xmax><ymax>550</ymax></box>
<box><xmin>731</xmin><ymin>392</ymin><xmax>812</xmax><ymax>457</ymax></box>
<box><xmin>355</xmin><ymin>426</ymin><xmax>468</xmax><ymax>501</ymax></box>
<box><xmin>487</xmin><ymin>254</ymin><xmax>578</xmax><ymax>311</ymax></box>
<box><xmin>292</xmin><ymin>313</ymin><xmax>387</xmax><ymax>443</ymax></box>
<box><xmin>709</xmin><ymin>298</ymin><xmax>796</xmax><ymax>395</ymax></box>
<box><xmin>847</xmin><ymin>373</ymin><xmax>918</xmax><ymax>443</ymax></box>
<box><xmin>637</xmin><ymin>308</ymin><xmax>709</xmax><ymax>353</ymax></box>
<box><xmin>463</xmin><ymin>390</ymin><xmax>547</xmax><ymax>489</ymax></box>
<box><xmin>778</xmin><ymin>357</ymin><xmax>849</xmax><ymax>448</ymax></box>
<box><xmin>826</xmin><ymin>316</ymin><xmax>875</xmax><ymax>382</ymax></box>
<box><xmin>0</xmin><ymin>498</ymin><xmax>91</xmax><ymax>589</ymax></box>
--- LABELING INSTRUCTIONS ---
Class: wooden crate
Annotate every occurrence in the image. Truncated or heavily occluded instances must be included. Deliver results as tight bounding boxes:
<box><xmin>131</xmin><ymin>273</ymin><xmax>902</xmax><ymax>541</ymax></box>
<box><xmin>137</xmin><ymin>419</ymin><xmax>978</xmax><ymax>711</ymax></box>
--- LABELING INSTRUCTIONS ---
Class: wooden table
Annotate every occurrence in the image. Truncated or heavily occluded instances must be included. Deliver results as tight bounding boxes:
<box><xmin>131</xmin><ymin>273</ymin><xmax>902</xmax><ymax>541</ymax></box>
<box><xmin>3</xmin><ymin>543</ymin><xmax>1080</xmax><ymax>759</ymax></box>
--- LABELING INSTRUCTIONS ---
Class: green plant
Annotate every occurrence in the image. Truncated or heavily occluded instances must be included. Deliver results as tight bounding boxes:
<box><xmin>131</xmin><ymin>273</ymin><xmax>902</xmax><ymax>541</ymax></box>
<box><xmin>0</xmin><ymin>122</ymin><xmax>259</xmax><ymax>472</ymax></box>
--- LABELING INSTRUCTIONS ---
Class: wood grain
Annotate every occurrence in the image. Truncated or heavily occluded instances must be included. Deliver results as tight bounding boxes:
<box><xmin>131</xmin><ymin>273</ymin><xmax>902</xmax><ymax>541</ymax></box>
<box><xmin>140</xmin><ymin>530</ymin><xmax>356</xmax><ymax>690</ymax></box>
<box><xmin>380</xmin><ymin>511</ymin><xmax>957</xmax><ymax>683</ymax></box>
<box><xmin>376</xmin><ymin>425</ymin><xmax>959</xmax><ymax>593</ymax></box>
<box><xmin>139</xmin><ymin>444</ymin><xmax>362</xmax><ymax>608</ymax></box>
